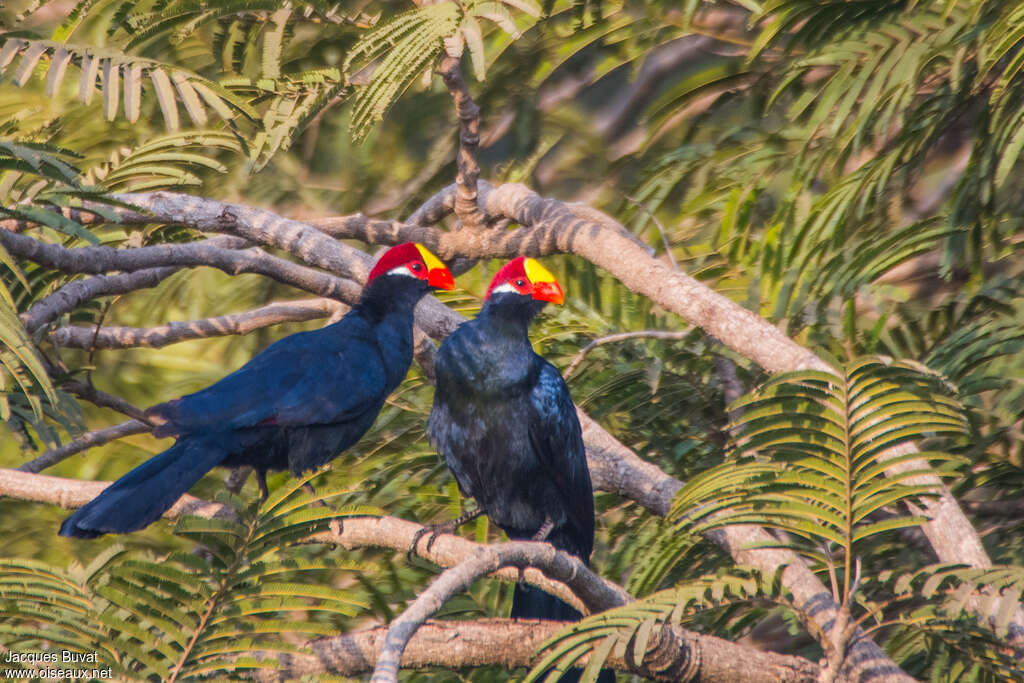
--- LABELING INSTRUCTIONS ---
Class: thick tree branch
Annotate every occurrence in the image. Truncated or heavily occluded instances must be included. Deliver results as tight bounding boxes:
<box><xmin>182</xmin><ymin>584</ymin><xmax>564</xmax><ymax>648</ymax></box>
<box><xmin>253</xmin><ymin>618</ymin><xmax>819</xmax><ymax>682</ymax></box>
<box><xmin>50</xmin><ymin>298</ymin><xmax>344</xmax><ymax>349</ymax></box>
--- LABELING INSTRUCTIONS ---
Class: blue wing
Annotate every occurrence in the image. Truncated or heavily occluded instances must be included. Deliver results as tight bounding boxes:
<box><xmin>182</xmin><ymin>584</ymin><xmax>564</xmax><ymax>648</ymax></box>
<box><xmin>149</xmin><ymin>316</ymin><xmax>387</xmax><ymax>435</ymax></box>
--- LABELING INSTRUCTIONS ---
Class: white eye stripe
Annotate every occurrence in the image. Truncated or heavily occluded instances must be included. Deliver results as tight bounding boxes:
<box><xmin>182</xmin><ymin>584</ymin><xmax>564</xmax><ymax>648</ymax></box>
<box><xmin>490</xmin><ymin>283</ymin><xmax>518</xmax><ymax>295</ymax></box>
<box><xmin>386</xmin><ymin>265</ymin><xmax>417</xmax><ymax>278</ymax></box>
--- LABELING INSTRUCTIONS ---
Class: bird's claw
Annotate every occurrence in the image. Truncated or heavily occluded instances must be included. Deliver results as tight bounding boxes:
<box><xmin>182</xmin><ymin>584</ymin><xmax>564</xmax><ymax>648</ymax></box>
<box><xmin>407</xmin><ymin>522</ymin><xmax>455</xmax><ymax>561</ymax></box>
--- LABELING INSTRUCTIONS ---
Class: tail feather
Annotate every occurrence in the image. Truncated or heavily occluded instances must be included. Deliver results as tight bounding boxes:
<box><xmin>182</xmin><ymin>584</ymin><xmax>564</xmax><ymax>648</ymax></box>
<box><xmin>512</xmin><ymin>585</ymin><xmax>616</xmax><ymax>683</ymax></box>
<box><xmin>59</xmin><ymin>437</ymin><xmax>228</xmax><ymax>538</ymax></box>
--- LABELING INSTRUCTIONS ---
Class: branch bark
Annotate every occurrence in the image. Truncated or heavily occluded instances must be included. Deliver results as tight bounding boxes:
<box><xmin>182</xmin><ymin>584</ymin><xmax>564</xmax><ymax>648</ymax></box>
<box><xmin>0</xmin><ymin>468</ymin><xmax>237</xmax><ymax>523</ymax></box>
<box><xmin>50</xmin><ymin>298</ymin><xmax>344</xmax><ymax>349</ymax></box>
<box><xmin>438</xmin><ymin>55</ymin><xmax>486</xmax><ymax>231</ymax></box>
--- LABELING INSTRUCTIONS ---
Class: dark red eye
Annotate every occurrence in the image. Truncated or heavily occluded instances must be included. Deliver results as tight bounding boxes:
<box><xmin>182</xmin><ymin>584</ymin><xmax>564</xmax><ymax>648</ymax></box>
<box><xmin>411</xmin><ymin>263</ymin><xmax>423</xmax><ymax>271</ymax></box>
<box><xmin>514</xmin><ymin>279</ymin><xmax>526</xmax><ymax>287</ymax></box>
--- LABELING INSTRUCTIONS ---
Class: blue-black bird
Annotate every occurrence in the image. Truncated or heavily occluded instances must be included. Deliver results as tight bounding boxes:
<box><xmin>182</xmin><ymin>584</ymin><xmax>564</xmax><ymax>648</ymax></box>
<box><xmin>428</xmin><ymin>257</ymin><xmax>612</xmax><ymax>682</ymax></box>
<box><xmin>60</xmin><ymin>243</ymin><xmax>455</xmax><ymax>538</ymax></box>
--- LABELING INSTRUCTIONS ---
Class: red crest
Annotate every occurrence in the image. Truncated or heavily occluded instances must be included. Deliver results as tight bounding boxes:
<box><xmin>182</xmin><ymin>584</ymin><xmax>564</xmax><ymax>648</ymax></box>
<box><xmin>368</xmin><ymin>243</ymin><xmax>424</xmax><ymax>282</ymax></box>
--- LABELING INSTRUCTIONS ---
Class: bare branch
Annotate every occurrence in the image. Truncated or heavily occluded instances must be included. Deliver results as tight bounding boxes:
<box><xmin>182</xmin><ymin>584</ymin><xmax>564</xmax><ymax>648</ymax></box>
<box><xmin>563</xmin><ymin>329</ymin><xmax>693</xmax><ymax>378</ymax></box>
<box><xmin>439</xmin><ymin>56</ymin><xmax>486</xmax><ymax>231</ymax></box>
<box><xmin>313</xmin><ymin>515</ymin><xmax>624</xmax><ymax>613</ymax></box>
<box><xmin>17</xmin><ymin>420</ymin><xmax>149</xmax><ymax>473</ymax></box>
<box><xmin>50</xmin><ymin>298</ymin><xmax>345</xmax><ymax>350</ymax></box>
<box><xmin>404</xmin><ymin>183</ymin><xmax>456</xmax><ymax>226</ymax></box>
<box><xmin>24</xmin><ymin>266</ymin><xmax>180</xmax><ymax>335</ymax></box>
<box><xmin>0</xmin><ymin>468</ymin><xmax>237</xmax><ymax>523</ymax></box>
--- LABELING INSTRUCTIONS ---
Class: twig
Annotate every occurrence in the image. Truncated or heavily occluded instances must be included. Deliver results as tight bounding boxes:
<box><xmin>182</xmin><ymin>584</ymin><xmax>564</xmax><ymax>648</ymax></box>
<box><xmin>17</xmin><ymin>420</ymin><xmax>150</xmax><ymax>473</ymax></box>
<box><xmin>563</xmin><ymin>329</ymin><xmax>693</xmax><ymax>378</ymax></box>
<box><xmin>59</xmin><ymin>378</ymin><xmax>153</xmax><ymax>423</ymax></box>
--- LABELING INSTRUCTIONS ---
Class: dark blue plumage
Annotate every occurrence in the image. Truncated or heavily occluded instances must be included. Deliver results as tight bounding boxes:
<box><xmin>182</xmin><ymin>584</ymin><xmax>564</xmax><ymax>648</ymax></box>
<box><xmin>60</xmin><ymin>243</ymin><xmax>454</xmax><ymax>538</ymax></box>
<box><xmin>428</xmin><ymin>258</ymin><xmax>612</xmax><ymax>682</ymax></box>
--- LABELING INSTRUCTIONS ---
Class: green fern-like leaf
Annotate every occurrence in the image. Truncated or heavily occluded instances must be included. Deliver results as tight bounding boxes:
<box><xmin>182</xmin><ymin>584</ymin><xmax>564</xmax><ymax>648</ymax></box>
<box><xmin>525</xmin><ymin>568</ymin><xmax>788</xmax><ymax>682</ymax></box>
<box><xmin>671</xmin><ymin>357</ymin><xmax>967</xmax><ymax>592</ymax></box>
<box><xmin>0</xmin><ymin>37</ymin><xmax>255</xmax><ymax>130</ymax></box>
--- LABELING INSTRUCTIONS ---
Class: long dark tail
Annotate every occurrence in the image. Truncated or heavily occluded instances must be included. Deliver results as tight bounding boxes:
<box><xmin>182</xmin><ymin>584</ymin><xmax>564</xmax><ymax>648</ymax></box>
<box><xmin>59</xmin><ymin>436</ymin><xmax>229</xmax><ymax>538</ymax></box>
<box><xmin>512</xmin><ymin>585</ymin><xmax>616</xmax><ymax>682</ymax></box>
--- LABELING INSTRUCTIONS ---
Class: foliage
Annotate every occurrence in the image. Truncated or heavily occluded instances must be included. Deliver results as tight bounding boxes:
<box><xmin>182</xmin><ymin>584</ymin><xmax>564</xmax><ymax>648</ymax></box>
<box><xmin>672</xmin><ymin>358</ymin><xmax>967</xmax><ymax>584</ymax></box>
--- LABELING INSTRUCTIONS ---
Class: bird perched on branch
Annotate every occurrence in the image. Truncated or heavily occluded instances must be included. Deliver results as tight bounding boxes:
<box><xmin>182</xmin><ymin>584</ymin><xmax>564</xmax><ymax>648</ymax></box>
<box><xmin>60</xmin><ymin>242</ymin><xmax>455</xmax><ymax>538</ymax></box>
<box><xmin>426</xmin><ymin>257</ymin><xmax>611</xmax><ymax>682</ymax></box>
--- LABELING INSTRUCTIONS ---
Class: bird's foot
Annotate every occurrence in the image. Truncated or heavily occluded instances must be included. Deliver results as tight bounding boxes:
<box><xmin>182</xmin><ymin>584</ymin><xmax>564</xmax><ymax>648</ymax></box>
<box><xmin>532</xmin><ymin>517</ymin><xmax>554</xmax><ymax>543</ymax></box>
<box><xmin>407</xmin><ymin>507</ymin><xmax>483</xmax><ymax>560</ymax></box>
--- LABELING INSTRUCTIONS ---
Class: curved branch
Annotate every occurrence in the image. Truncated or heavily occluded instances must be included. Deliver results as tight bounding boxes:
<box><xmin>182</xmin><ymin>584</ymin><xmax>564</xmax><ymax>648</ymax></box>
<box><xmin>58</xmin><ymin>378</ymin><xmax>153</xmax><ymax>423</ymax></box>
<box><xmin>24</xmin><ymin>266</ymin><xmax>180</xmax><ymax>334</ymax></box>
<box><xmin>312</xmin><ymin>515</ymin><xmax>624</xmax><ymax>614</ymax></box>
<box><xmin>369</xmin><ymin>540</ymin><xmax>815</xmax><ymax>683</ymax></box>
<box><xmin>14</xmin><ymin>234</ymin><xmax>361</xmax><ymax>334</ymax></box>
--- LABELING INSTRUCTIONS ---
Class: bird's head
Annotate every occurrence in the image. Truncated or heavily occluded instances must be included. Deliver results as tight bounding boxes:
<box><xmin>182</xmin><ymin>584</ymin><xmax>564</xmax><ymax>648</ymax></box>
<box><xmin>367</xmin><ymin>242</ymin><xmax>456</xmax><ymax>291</ymax></box>
<box><xmin>485</xmin><ymin>256</ymin><xmax>564</xmax><ymax>307</ymax></box>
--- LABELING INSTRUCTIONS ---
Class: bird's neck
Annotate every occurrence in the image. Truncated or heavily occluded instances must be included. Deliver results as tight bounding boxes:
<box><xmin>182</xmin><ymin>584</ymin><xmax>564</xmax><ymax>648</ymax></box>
<box><xmin>477</xmin><ymin>297</ymin><xmax>545</xmax><ymax>342</ymax></box>
<box><xmin>356</xmin><ymin>276</ymin><xmax>427</xmax><ymax>325</ymax></box>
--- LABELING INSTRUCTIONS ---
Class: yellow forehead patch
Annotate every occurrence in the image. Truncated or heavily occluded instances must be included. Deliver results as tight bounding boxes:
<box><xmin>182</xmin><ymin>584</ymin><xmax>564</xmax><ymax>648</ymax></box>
<box><xmin>524</xmin><ymin>258</ymin><xmax>556</xmax><ymax>284</ymax></box>
<box><xmin>414</xmin><ymin>243</ymin><xmax>446</xmax><ymax>271</ymax></box>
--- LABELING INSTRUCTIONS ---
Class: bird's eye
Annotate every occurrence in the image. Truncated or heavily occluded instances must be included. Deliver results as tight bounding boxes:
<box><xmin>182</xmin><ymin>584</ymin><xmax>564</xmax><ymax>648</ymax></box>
<box><xmin>411</xmin><ymin>263</ymin><xmax>423</xmax><ymax>271</ymax></box>
<box><xmin>514</xmin><ymin>279</ymin><xmax>526</xmax><ymax>287</ymax></box>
